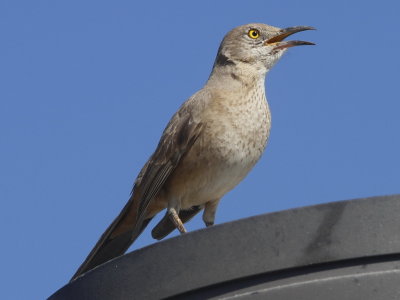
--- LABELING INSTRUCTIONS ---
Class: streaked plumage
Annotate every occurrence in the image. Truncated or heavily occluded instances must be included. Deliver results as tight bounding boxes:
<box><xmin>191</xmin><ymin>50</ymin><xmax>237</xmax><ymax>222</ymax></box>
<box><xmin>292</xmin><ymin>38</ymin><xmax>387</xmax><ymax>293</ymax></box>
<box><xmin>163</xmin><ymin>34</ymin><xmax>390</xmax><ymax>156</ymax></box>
<box><xmin>71</xmin><ymin>23</ymin><xmax>314</xmax><ymax>281</ymax></box>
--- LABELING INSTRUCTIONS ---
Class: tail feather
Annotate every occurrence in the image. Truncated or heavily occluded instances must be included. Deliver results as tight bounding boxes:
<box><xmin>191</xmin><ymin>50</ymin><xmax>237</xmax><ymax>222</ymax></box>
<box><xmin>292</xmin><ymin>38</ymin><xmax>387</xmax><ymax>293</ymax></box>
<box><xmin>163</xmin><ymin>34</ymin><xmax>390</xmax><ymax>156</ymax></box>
<box><xmin>70</xmin><ymin>196</ymin><xmax>151</xmax><ymax>282</ymax></box>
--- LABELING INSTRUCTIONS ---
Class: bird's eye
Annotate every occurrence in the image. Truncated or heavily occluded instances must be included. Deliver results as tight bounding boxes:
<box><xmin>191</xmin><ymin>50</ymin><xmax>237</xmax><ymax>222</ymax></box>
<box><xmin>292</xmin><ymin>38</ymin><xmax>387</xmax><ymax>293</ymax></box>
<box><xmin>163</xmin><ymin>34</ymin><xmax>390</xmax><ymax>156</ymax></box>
<box><xmin>248</xmin><ymin>29</ymin><xmax>260</xmax><ymax>39</ymax></box>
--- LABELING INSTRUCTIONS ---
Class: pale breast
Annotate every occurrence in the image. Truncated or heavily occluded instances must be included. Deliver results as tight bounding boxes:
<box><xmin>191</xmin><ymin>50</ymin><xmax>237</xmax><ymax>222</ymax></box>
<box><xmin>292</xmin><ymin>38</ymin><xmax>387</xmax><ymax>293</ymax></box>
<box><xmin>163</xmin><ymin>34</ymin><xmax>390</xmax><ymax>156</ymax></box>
<box><xmin>176</xmin><ymin>81</ymin><xmax>271</xmax><ymax>208</ymax></box>
<box><xmin>205</xmin><ymin>81</ymin><xmax>270</xmax><ymax>163</ymax></box>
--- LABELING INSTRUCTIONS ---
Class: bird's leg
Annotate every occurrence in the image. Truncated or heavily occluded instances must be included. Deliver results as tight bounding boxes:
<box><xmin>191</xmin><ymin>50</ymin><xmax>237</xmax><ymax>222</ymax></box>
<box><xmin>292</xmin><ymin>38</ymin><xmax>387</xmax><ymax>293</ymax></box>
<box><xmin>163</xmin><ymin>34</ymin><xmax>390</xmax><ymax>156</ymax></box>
<box><xmin>168</xmin><ymin>207</ymin><xmax>187</xmax><ymax>234</ymax></box>
<box><xmin>202</xmin><ymin>199</ymin><xmax>221</xmax><ymax>227</ymax></box>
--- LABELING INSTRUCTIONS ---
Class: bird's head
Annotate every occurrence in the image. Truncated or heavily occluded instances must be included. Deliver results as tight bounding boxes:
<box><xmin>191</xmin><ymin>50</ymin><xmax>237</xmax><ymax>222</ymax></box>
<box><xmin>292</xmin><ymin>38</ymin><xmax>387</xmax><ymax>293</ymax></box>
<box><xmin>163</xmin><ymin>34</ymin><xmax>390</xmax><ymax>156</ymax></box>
<box><xmin>213</xmin><ymin>23</ymin><xmax>315</xmax><ymax>75</ymax></box>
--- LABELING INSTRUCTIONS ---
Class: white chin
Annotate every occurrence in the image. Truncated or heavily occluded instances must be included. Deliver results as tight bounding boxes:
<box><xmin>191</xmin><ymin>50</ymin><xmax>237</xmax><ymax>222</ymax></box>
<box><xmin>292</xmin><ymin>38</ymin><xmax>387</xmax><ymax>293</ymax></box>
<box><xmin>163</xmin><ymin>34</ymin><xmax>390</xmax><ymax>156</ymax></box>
<box><xmin>265</xmin><ymin>50</ymin><xmax>286</xmax><ymax>69</ymax></box>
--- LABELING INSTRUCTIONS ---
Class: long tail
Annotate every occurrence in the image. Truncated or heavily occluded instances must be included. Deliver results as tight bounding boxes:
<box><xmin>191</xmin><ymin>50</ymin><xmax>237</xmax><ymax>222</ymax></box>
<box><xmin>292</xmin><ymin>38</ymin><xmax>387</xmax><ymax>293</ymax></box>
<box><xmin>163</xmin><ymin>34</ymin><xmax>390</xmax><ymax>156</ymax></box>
<box><xmin>70</xmin><ymin>195</ymin><xmax>151</xmax><ymax>282</ymax></box>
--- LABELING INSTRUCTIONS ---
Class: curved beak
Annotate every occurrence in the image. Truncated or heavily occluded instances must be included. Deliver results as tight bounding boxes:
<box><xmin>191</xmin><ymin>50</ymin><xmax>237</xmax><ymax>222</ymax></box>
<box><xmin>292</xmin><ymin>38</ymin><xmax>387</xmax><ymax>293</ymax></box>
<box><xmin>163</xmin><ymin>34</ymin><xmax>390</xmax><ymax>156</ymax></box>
<box><xmin>265</xmin><ymin>26</ymin><xmax>316</xmax><ymax>50</ymax></box>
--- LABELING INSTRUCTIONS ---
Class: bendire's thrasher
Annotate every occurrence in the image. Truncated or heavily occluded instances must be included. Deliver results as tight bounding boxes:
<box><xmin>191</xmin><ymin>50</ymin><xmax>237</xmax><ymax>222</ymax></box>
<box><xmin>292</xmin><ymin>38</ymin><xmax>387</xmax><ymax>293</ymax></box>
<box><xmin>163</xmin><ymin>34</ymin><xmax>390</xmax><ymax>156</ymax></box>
<box><xmin>71</xmin><ymin>23</ymin><xmax>315</xmax><ymax>281</ymax></box>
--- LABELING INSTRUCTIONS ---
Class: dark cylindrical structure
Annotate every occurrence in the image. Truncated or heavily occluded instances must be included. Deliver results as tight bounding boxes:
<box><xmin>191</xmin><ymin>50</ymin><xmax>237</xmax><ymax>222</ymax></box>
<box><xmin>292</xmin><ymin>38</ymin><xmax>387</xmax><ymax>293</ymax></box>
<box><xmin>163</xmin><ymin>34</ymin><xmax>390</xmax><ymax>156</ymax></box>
<box><xmin>49</xmin><ymin>195</ymin><xmax>400</xmax><ymax>299</ymax></box>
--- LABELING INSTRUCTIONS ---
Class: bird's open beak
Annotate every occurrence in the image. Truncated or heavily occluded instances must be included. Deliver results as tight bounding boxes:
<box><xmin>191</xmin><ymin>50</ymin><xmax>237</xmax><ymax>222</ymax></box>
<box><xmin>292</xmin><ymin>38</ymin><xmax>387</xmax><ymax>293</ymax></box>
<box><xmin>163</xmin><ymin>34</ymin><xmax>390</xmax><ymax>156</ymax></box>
<box><xmin>265</xmin><ymin>26</ymin><xmax>315</xmax><ymax>50</ymax></box>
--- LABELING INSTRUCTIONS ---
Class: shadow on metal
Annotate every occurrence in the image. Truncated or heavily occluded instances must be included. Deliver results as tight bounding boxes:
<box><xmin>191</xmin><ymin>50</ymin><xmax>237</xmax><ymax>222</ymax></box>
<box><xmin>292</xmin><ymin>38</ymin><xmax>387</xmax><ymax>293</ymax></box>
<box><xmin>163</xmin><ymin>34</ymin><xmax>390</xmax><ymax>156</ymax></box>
<box><xmin>49</xmin><ymin>195</ymin><xmax>400</xmax><ymax>300</ymax></box>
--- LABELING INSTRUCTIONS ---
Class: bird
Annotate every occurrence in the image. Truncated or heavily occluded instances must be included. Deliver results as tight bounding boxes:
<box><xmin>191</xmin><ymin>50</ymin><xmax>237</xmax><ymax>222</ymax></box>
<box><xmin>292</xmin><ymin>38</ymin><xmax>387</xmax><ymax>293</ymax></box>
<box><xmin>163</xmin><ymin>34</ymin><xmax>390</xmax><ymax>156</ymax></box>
<box><xmin>71</xmin><ymin>23</ymin><xmax>314</xmax><ymax>281</ymax></box>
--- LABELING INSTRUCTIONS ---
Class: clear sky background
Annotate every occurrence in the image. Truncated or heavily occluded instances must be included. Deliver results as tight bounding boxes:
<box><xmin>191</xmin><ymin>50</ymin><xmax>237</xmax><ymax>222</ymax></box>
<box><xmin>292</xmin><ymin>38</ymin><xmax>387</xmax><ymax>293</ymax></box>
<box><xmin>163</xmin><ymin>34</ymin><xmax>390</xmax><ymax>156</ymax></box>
<box><xmin>1</xmin><ymin>0</ymin><xmax>399</xmax><ymax>299</ymax></box>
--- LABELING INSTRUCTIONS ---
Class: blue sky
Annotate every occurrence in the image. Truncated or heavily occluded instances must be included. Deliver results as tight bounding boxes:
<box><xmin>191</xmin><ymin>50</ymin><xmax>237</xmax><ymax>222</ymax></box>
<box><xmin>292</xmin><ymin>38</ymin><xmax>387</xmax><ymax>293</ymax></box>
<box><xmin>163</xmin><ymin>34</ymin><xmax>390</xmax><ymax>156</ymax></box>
<box><xmin>1</xmin><ymin>0</ymin><xmax>400</xmax><ymax>299</ymax></box>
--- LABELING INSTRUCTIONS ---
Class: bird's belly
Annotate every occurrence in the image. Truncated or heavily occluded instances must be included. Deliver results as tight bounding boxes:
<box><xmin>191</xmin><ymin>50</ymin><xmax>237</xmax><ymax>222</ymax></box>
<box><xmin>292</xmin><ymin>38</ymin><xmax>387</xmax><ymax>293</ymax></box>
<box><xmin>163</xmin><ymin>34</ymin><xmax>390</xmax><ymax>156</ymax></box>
<box><xmin>183</xmin><ymin>159</ymin><xmax>256</xmax><ymax>207</ymax></box>
<box><xmin>164</xmin><ymin>89</ymin><xmax>271</xmax><ymax>209</ymax></box>
<box><xmin>175</xmin><ymin>115</ymin><xmax>270</xmax><ymax>208</ymax></box>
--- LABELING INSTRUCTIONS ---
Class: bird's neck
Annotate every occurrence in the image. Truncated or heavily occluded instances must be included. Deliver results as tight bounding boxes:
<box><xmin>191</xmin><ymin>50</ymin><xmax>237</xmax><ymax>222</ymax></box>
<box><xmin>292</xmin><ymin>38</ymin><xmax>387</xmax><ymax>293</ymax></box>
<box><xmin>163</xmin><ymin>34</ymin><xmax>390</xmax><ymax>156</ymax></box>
<box><xmin>206</xmin><ymin>57</ymin><xmax>268</xmax><ymax>92</ymax></box>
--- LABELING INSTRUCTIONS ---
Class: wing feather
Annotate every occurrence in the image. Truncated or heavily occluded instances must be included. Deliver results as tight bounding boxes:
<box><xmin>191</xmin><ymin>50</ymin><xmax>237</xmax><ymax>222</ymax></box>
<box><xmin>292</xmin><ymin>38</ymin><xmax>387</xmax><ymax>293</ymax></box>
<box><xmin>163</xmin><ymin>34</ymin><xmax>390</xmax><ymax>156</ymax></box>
<box><xmin>70</xmin><ymin>105</ymin><xmax>204</xmax><ymax>281</ymax></box>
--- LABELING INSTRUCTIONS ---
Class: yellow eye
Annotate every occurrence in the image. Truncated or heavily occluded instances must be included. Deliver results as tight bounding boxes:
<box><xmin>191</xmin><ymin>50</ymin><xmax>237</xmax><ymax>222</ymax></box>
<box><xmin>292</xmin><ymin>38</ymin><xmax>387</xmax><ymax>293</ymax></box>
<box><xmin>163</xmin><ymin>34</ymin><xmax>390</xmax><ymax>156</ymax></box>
<box><xmin>248</xmin><ymin>29</ymin><xmax>260</xmax><ymax>39</ymax></box>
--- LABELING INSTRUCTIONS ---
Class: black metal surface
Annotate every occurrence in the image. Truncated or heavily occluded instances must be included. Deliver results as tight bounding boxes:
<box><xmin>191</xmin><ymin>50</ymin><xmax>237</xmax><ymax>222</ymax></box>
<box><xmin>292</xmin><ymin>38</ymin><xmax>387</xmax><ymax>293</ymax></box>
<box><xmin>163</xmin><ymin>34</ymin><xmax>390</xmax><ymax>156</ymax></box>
<box><xmin>49</xmin><ymin>195</ymin><xmax>400</xmax><ymax>300</ymax></box>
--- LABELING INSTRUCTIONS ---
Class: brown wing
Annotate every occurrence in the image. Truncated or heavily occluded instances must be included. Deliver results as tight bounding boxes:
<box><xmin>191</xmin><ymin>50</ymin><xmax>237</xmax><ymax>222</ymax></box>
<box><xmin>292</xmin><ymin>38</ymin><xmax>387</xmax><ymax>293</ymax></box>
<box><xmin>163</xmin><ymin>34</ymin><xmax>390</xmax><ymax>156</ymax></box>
<box><xmin>134</xmin><ymin>113</ymin><xmax>204</xmax><ymax>227</ymax></box>
<box><xmin>70</xmin><ymin>110</ymin><xmax>203</xmax><ymax>282</ymax></box>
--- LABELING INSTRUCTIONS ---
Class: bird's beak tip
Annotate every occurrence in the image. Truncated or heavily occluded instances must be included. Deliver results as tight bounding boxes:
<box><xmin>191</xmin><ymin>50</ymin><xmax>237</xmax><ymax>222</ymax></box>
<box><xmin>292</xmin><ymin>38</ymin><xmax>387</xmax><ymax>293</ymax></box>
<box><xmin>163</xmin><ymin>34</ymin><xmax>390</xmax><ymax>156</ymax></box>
<box><xmin>301</xmin><ymin>26</ymin><xmax>317</xmax><ymax>31</ymax></box>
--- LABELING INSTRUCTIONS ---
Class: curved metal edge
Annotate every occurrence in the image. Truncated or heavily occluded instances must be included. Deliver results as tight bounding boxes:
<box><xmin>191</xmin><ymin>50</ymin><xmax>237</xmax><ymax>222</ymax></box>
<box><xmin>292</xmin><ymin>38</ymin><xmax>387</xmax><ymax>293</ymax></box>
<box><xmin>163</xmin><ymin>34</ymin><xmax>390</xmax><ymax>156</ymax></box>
<box><xmin>49</xmin><ymin>194</ymin><xmax>400</xmax><ymax>300</ymax></box>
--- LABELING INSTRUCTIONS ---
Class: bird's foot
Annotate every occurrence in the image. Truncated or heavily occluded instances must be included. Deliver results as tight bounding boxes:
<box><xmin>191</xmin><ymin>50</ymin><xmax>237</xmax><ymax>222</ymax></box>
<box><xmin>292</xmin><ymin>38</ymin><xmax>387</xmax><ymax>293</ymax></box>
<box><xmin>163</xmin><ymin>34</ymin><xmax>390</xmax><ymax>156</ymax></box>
<box><xmin>169</xmin><ymin>208</ymin><xmax>187</xmax><ymax>234</ymax></box>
